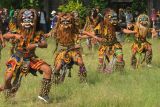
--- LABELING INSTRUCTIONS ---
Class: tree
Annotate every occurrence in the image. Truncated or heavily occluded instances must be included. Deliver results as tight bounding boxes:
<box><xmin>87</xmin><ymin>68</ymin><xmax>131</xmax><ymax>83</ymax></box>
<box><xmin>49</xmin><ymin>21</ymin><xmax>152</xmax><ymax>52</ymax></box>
<box><xmin>131</xmin><ymin>0</ymin><xmax>147</xmax><ymax>13</ymax></box>
<box><xmin>58</xmin><ymin>0</ymin><xmax>87</xmax><ymax>19</ymax></box>
<box><xmin>58</xmin><ymin>0</ymin><xmax>108</xmax><ymax>26</ymax></box>
<box><xmin>21</xmin><ymin>0</ymin><xmax>40</xmax><ymax>8</ymax></box>
<box><xmin>88</xmin><ymin>0</ymin><xmax>108</xmax><ymax>11</ymax></box>
<box><xmin>58</xmin><ymin>0</ymin><xmax>108</xmax><ymax>19</ymax></box>
<box><xmin>0</xmin><ymin>0</ymin><xmax>41</xmax><ymax>9</ymax></box>
<box><xmin>0</xmin><ymin>0</ymin><xmax>13</xmax><ymax>8</ymax></box>
<box><xmin>59</xmin><ymin>0</ymin><xmax>108</xmax><ymax>11</ymax></box>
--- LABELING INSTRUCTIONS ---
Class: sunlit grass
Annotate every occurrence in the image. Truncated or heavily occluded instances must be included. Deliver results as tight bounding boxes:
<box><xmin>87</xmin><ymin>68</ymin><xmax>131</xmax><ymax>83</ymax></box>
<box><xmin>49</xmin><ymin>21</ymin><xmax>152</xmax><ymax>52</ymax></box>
<box><xmin>0</xmin><ymin>38</ymin><xmax>160</xmax><ymax>107</ymax></box>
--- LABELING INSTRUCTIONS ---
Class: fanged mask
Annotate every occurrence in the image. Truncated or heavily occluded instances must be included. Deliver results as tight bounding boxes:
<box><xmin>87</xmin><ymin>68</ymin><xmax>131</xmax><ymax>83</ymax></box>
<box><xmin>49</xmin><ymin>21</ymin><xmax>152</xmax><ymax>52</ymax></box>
<box><xmin>21</xmin><ymin>10</ymin><xmax>34</xmax><ymax>29</ymax></box>
<box><xmin>59</xmin><ymin>13</ymin><xmax>74</xmax><ymax>29</ymax></box>
<box><xmin>104</xmin><ymin>9</ymin><xmax>118</xmax><ymax>26</ymax></box>
<box><xmin>137</xmin><ymin>14</ymin><xmax>150</xmax><ymax>26</ymax></box>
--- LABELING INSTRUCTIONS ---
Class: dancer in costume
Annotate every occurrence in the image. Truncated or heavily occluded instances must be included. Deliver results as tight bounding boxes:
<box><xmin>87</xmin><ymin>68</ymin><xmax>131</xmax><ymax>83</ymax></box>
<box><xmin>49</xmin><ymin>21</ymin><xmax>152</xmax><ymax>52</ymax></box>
<box><xmin>48</xmin><ymin>12</ymin><xmax>100</xmax><ymax>83</ymax></box>
<box><xmin>131</xmin><ymin>14</ymin><xmax>154</xmax><ymax>68</ymax></box>
<box><xmin>0</xmin><ymin>9</ymin><xmax>52</xmax><ymax>103</ymax></box>
<box><xmin>96</xmin><ymin>8</ymin><xmax>136</xmax><ymax>73</ymax></box>
<box><xmin>83</xmin><ymin>8</ymin><xmax>103</xmax><ymax>51</ymax></box>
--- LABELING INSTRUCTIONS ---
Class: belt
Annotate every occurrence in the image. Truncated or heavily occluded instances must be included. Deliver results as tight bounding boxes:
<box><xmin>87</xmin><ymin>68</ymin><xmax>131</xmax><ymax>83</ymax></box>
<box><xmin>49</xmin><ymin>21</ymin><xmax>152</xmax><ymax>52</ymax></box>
<box><xmin>135</xmin><ymin>38</ymin><xmax>146</xmax><ymax>44</ymax></box>
<box><xmin>101</xmin><ymin>39</ymin><xmax>118</xmax><ymax>46</ymax></box>
<box><xmin>15</xmin><ymin>50</ymin><xmax>33</xmax><ymax>59</ymax></box>
<box><xmin>58</xmin><ymin>45</ymin><xmax>80</xmax><ymax>51</ymax></box>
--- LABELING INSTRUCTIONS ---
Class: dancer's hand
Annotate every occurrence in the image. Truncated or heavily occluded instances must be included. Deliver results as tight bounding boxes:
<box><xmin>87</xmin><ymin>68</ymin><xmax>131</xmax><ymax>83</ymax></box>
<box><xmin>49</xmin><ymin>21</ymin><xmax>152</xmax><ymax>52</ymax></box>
<box><xmin>2</xmin><ymin>42</ymin><xmax>5</xmax><ymax>48</ymax></box>
<box><xmin>44</xmin><ymin>33</ymin><xmax>49</xmax><ymax>38</ymax></box>
<box><xmin>27</xmin><ymin>43</ymin><xmax>38</xmax><ymax>50</ymax></box>
<box><xmin>95</xmin><ymin>37</ymin><xmax>106</xmax><ymax>42</ymax></box>
<box><xmin>151</xmin><ymin>28</ymin><xmax>158</xmax><ymax>39</ymax></box>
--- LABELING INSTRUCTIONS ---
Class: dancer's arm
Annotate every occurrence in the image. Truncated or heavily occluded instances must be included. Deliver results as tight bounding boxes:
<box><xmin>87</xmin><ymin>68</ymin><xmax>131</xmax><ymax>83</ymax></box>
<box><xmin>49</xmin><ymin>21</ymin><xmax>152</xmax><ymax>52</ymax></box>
<box><xmin>81</xmin><ymin>30</ymin><xmax>106</xmax><ymax>42</ymax></box>
<box><xmin>150</xmin><ymin>28</ymin><xmax>158</xmax><ymax>38</ymax></box>
<box><xmin>122</xmin><ymin>28</ymin><xmax>137</xmax><ymax>34</ymax></box>
<box><xmin>27</xmin><ymin>35</ymin><xmax>48</xmax><ymax>50</ymax></box>
<box><xmin>3</xmin><ymin>33</ymin><xmax>23</xmax><ymax>40</ymax></box>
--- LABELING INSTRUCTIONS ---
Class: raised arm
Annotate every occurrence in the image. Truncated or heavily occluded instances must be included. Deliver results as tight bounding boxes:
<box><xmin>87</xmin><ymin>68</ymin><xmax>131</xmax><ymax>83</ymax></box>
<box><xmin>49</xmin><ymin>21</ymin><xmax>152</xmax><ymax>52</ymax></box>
<box><xmin>82</xmin><ymin>30</ymin><xmax>96</xmax><ymax>39</ymax></box>
<box><xmin>122</xmin><ymin>28</ymin><xmax>137</xmax><ymax>34</ymax></box>
<box><xmin>81</xmin><ymin>30</ymin><xmax>106</xmax><ymax>42</ymax></box>
<box><xmin>3</xmin><ymin>33</ymin><xmax>22</xmax><ymax>40</ymax></box>
<box><xmin>3</xmin><ymin>33</ymin><xmax>15</xmax><ymax>40</ymax></box>
<box><xmin>150</xmin><ymin>28</ymin><xmax>158</xmax><ymax>38</ymax></box>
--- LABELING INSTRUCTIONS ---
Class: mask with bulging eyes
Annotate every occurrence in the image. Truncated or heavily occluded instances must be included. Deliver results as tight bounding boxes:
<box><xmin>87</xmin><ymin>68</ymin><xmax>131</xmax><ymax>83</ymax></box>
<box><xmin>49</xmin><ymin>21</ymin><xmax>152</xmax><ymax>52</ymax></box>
<box><xmin>21</xmin><ymin>10</ymin><xmax>34</xmax><ymax>29</ymax></box>
<box><xmin>105</xmin><ymin>10</ymin><xmax>118</xmax><ymax>25</ymax></box>
<box><xmin>137</xmin><ymin>14</ymin><xmax>150</xmax><ymax>26</ymax></box>
<box><xmin>59</xmin><ymin>13</ymin><xmax>73</xmax><ymax>29</ymax></box>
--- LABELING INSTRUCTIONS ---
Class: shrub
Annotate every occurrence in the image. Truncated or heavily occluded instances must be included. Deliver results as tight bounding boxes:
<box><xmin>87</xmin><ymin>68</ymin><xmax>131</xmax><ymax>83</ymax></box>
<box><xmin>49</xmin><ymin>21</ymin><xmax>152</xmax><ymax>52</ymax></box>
<box><xmin>58</xmin><ymin>0</ymin><xmax>87</xmax><ymax>19</ymax></box>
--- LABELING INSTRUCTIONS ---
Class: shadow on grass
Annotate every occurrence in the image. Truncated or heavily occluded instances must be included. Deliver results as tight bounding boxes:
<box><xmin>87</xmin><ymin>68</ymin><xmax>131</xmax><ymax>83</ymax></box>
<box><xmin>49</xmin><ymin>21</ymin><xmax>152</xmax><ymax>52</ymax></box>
<box><xmin>51</xmin><ymin>95</ymin><xmax>68</xmax><ymax>103</ymax></box>
<box><xmin>87</xmin><ymin>71</ymin><xmax>106</xmax><ymax>85</ymax></box>
<box><xmin>2</xmin><ymin>97</ymin><xmax>20</xmax><ymax>106</ymax></box>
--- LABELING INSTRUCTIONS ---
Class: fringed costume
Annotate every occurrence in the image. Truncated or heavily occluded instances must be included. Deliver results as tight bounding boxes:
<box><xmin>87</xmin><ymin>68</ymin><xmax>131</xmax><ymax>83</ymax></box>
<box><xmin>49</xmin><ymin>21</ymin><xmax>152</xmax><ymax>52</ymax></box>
<box><xmin>1</xmin><ymin>9</ymin><xmax>52</xmax><ymax>103</ymax></box>
<box><xmin>49</xmin><ymin>13</ymin><xmax>87</xmax><ymax>83</ymax></box>
<box><xmin>97</xmin><ymin>9</ymin><xmax>125</xmax><ymax>73</ymax></box>
<box><xmin>131</xmin><ymin>14</ymin><xmax>152</xmax><ymax>68</ymax></box>
<box><xmin>83</xmin><ymin>9</ymin><xmax>103</xmax><ymax>51</ymax></box>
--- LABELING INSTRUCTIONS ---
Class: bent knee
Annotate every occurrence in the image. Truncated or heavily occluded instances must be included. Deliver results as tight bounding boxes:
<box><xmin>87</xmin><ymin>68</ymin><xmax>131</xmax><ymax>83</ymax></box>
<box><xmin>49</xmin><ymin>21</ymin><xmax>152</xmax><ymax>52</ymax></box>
<box><xmin>116</xmin><ymin>55</ymin><xmax>123</xmax><ymax>62</ymax></box>
<box><xmin>40</xmin><ymin>64</ymin><xmax>52</xmax><ymax>75</ymax></box>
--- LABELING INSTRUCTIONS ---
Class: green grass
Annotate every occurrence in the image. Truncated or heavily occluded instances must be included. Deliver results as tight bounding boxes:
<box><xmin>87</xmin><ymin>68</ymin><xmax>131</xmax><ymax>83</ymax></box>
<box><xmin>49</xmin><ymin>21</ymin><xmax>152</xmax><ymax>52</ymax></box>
<box><xmin>0</xmin><ymin>38</ymin><xmax>160</xmax><ymax>107</ymax></box>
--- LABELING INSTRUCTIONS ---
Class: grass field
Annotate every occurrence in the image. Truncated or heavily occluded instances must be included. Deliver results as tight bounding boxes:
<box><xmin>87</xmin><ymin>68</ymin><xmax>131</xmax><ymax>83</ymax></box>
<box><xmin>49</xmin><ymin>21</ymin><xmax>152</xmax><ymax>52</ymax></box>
<box><xmin>0</xmin><ymin>38</ymin><xmax>160</xmax><ymax>107</ymax></box>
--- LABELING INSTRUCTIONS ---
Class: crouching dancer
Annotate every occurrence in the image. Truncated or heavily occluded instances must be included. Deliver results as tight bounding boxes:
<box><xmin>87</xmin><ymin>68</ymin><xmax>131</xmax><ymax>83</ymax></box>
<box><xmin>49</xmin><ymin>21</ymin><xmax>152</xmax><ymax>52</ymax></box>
<box><xmin>0</xmin><ymin>9</ymin><xmax>52</xmax><ymax>103</ymax></box>
<box><xmin>96</xmin><ymin>8</ymin><xmax>136</xmax><ymax>73</ymax></box>
<box><xmin>47</xmin><ymin>12</ymin><xmax>100</xmax><ymax>83</ymax></box>
<box><xmin>131</xmin><ymin>14</ymin><xmax>154</xmax><ymax>68</ymax></box>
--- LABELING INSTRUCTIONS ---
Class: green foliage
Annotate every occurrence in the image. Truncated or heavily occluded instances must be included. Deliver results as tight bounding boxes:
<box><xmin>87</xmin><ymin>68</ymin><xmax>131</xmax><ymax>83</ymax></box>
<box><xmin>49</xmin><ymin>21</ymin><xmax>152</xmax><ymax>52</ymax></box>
<box><xmin>89</xmin><ymin>0</ymin><xmax>108</xmax><ymax>11</ymax></box>
<box><xmin>21</xmin><ymin>0</ymin><xmax>40</xmax><ymax>8</ymax></box>
<box><xmin>58</xmin><ymin>0</ymin><xmax>108</xmax><ymax>25</ymax></box>
<box><xmin>0</xmin><ymin>0</ymin><xmax>40</xmax><ymax>9</ymax></box>
<box><xmin>58</xmin><ymin>0</ymin><xmax>87</xmax><ymax>18</ymax></box>
<box><xmin>58</xmin><ymin>0</ymin><xmax>87</xmax><ymax>26</ymax></box>
<box><xmin>131</xmin><ymin>0</ymin><xmax>147</xmax><ymax>13</ymax></box>
<box><xmin>0</xmin><ymin>0</ymin><xmax>12</xmax><ymax>8</ymax></box>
